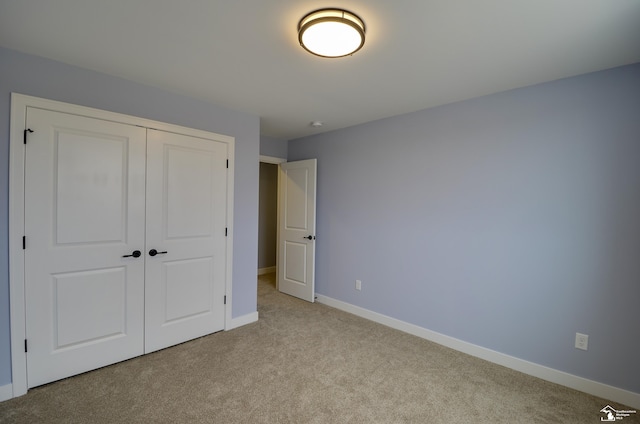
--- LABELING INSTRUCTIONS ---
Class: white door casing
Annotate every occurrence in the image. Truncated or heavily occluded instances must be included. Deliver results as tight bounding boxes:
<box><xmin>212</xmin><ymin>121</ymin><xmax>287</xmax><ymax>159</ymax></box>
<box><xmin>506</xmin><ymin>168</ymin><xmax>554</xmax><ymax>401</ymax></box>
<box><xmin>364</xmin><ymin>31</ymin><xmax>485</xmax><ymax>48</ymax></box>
<box><xmin>278</xmin><ymin>159</ymin><xmax>317</xmax><ymax>302</ymax></box>
<box><xmin>144</xmin><ymin>129</ymin><xmax>227</xmax><ymax>353</ymax></box>
<box><xmin>24</xmin><ymin>108</ymin><xmax>147</xmax><ymax>387</ymax></box>
<box><xmin>9</xmin><ymin>94</ymin><xmax>235</xmax><ymax>396</ymax></box>
<box><xmin>258</xmin><ymin>155</ymin><xmax>287</xmax><ymax>284</ymax></box>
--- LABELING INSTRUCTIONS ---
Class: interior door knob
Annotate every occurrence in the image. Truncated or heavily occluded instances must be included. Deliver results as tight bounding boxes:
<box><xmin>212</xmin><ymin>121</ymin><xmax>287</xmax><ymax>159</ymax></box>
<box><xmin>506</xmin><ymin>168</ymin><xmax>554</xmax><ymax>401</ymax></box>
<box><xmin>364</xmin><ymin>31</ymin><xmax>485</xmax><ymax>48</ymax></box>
<box><xmin>303</xmin><ymin>235</ymin><xmax>316</xmax><ymax>240</ymax></box>
<box><xmin>122</xmin><ymin>250</ymin><xmax>141</xmax><ymax>258</ymax></box>
<box><xmin>149</xmin><ymin>249</ymin><xmax>168</xmax><ymax>256</ymax></box>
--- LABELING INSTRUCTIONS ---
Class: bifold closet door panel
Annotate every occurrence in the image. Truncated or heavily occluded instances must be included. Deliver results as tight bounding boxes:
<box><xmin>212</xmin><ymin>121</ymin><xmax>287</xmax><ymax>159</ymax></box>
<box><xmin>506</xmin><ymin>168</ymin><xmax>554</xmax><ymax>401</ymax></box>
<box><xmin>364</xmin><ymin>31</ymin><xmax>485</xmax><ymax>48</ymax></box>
<box><xmin>24</xmin><ymin>107</ymin><xmax>147</xmax><ymax>388</ymax></box>
<box><xmin>144</xmin><ymin>129</ymin><xmax>228</xmax><ymax>353</ymax></box>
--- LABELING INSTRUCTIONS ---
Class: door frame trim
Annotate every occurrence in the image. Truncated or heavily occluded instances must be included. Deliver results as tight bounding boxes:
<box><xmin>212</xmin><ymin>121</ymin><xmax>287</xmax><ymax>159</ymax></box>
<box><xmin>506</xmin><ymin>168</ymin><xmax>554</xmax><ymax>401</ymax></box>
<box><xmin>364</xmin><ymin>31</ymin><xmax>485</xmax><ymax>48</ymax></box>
<box><xmin>259</xmin><ymin>155</ymin><xmax>286</xmax><ymax>165</ymax></box>
<box><xmin>259</xmin><ymin>156</ymin><xmax>286</xmax><ymax>288</ymax></box>
<box><xmin>9</xmin><ymin>93</ymin><xmax>235</xmax><ymax>398</ymax></box>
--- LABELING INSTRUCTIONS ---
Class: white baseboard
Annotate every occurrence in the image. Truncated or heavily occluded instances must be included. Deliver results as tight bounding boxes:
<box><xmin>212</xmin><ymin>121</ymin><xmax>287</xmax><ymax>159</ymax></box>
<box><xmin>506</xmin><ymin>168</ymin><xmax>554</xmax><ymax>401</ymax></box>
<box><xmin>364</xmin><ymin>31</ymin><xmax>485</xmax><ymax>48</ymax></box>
<box><xmin>0</xmin><ymin>383</ymin><xmax>13</xmax><ymax>402</ymax></box>
<box><xmin>258</xmin><ymin>266</ymin><xmax>276</xmax><ymax>275</ymax></box>
<box><xmin>226</xmin><ymin>311</ymin><xmax>259</xmax><ymax>330</ymax></box>
<box><xmin>316</xmin><ymin>294</ymin><xmax>640</xmax><ymax>409</ymax></box>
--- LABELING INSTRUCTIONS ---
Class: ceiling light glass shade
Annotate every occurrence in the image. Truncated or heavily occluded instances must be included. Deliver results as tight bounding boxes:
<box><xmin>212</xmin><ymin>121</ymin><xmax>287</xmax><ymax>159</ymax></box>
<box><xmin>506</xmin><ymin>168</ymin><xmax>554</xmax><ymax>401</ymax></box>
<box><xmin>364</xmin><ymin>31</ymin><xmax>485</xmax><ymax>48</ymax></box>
<box><xmin>298</xmin><ymin>9</ymin><xmax>365</xmax><ymax>58</ymax></box>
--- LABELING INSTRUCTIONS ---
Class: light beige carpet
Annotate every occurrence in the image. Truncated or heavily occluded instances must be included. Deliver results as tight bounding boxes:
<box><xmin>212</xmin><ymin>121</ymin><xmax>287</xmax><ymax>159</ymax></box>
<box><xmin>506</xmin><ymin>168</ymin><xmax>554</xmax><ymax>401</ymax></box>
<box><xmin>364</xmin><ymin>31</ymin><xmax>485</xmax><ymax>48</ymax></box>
<box><xmin>0</xmin><ymin>273</ymin><xmax>636</xmax><ymax>423</ymax></box>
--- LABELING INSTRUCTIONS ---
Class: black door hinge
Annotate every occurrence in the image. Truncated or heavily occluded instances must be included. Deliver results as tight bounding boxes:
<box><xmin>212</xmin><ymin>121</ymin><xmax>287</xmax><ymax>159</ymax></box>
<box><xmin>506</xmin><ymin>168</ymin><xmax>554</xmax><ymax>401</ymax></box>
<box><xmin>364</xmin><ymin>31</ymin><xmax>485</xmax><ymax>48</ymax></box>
<box><xmin>225</xmin><ymin>228</ymin><xmax>228</xmax><ymax>237</ymax></box>
<box><xmin>226</xmin><ymin>159</ymin><xmax>229</xmax><ymax>169</ymax></box>
<box><xmin>24</xmin><ymin>339</ymin><xmax>28</xmax><ymax>353</ymax></box>
<box><xmin>224</xmin><ymin>295</ymin><xmax>227</xmax><ymax>305</ymax></box>
<box><xmin>22</xmin><ymin>236</ymin><xmax>26</xmax><ymax>250</ymax></box>
<box><xmin>24</xmin><ymin>128</ymin><xmax>33</xmax><ymax>144</ymax></box>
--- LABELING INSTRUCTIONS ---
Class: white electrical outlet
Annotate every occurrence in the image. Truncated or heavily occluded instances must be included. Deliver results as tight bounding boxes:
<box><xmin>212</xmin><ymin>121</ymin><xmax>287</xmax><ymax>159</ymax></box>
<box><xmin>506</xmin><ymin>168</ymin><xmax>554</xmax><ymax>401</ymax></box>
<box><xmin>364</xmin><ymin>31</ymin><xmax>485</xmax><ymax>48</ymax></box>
<box><xmin>575</xmin><ymin>333</ymin><xmax>589</xmax><ymax>351</ymax></box>
<box><xmin>355</xmin><ymin>280</ymin><xmax>362</xmax><ymax>291</ymax></box>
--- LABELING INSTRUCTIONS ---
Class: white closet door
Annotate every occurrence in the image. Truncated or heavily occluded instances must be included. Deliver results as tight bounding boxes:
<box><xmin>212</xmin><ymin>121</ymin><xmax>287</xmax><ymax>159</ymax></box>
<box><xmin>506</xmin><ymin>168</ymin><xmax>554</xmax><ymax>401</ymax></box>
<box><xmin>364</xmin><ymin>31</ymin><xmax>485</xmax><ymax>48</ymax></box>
<box><xmin>144</xmin><ymin>129</ymin><xmax>228</xmax><ymax>353</ymax></box>
<box><xmin>24</xmin><ymin>108</ymin><xmax>147</xmax><ymax>388</ymax></box>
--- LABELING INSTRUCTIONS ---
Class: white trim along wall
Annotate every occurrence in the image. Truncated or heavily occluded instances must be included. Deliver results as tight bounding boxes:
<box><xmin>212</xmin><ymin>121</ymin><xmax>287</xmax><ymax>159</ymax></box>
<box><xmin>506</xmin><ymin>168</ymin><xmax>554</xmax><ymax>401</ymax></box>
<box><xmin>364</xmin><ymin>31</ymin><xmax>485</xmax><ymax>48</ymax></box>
<box><xmin>258</xmin><ymin>266</ymin><xmax>276</xmax><ymax>275</ymax></box>
<box><xmin>259</xmin><ymin>155</ymin><xmax>286</xmax><ymax>164</ymax></box>
<box><xmin>0</xmin><ymin>384</ymin><xmax>12</xmax><ymax>402</ymax></box>
<box><xmin>316</xmin><ymin>294</ymin><xmax>640</xmax><ymax>409</ymax></box>
<box><xmin>227</xmin><ymin>312</ymin><xmax>260</xmax><ymax>330</ymax></box>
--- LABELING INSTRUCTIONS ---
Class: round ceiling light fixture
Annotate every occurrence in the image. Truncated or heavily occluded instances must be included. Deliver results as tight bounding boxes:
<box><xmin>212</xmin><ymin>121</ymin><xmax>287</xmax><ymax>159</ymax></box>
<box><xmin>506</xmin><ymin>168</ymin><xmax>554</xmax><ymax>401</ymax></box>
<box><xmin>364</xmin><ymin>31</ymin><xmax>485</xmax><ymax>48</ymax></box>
<box><xmin>298</xmin><ymin>8</ymin><xmax>365</xmax><ymax>58</ymax></box>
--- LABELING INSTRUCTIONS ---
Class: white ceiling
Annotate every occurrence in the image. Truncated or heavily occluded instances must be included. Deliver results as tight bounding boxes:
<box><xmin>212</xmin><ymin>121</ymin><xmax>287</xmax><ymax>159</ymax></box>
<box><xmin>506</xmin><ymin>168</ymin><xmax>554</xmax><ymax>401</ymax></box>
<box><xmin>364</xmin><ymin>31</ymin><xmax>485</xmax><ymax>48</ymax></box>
<box><xmin>1</xmin><ymin>1</ymin><xmax>639</xmax><ymax>140</ymax></box>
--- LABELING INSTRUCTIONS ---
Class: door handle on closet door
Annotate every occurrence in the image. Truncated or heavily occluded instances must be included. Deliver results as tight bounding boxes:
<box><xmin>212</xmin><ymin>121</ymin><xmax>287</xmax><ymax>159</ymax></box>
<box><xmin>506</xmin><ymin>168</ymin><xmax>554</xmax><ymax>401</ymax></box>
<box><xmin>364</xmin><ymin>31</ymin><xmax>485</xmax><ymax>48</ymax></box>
<box><xmin>148</xmin><ymin>249</ymin><xmax>167</xmax><ymax>257</ymax></box>
<box><xmin>122</xmin><ymin>250</ymin><xmax>142</xmax><ymax>258</ymax></box>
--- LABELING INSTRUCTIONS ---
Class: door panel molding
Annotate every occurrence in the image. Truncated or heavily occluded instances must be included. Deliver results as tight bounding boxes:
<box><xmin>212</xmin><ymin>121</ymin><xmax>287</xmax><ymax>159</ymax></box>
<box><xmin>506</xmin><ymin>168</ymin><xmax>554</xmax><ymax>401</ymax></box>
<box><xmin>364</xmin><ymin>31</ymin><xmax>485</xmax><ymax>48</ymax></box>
<box><xmin>9</xmin><ymin>93</ymin><xmax>234</xmax><ymax>397</ymax></box>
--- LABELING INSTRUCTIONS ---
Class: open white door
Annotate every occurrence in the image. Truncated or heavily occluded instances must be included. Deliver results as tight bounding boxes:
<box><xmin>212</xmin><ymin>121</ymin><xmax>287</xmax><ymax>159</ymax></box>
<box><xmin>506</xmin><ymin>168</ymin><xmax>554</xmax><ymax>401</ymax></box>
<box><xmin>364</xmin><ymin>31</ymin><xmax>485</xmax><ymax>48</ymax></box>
<box><xmin>278</xmin><ymin>159</ymin><xmax>317</xmax><ymax>302</ymax></box>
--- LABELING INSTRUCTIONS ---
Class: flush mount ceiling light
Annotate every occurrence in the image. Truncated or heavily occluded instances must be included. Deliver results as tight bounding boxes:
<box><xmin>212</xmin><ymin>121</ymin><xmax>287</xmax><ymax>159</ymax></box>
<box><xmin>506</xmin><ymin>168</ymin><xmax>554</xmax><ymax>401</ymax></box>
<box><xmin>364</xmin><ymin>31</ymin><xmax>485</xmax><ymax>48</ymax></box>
<box><xmin>298</xmin><ymin>8</ymin><xmax>365</xmax><ymax>58</ymax></box>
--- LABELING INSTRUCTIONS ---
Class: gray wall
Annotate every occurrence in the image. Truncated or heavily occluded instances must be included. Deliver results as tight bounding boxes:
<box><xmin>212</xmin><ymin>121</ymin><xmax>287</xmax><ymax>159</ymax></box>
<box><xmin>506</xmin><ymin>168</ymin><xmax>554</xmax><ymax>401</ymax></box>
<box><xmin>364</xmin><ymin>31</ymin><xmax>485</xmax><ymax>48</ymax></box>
<box><xmin>0</xmin><ymin>47</ymin><xmax>260</xmax><ymax>387</ymax></box>
<box><xmin>288</xmin><ymin>63</ymin><xmax>640</xmax><ymax>393</ymax></box>
<box><xmin>260</xmin><ymin>135</ymin><xmax>288</xmax><ymax>159</ymax></box>
<box><xmin>258</xmin><ymin>163</ymin><xmax>278</xmax><ymax>269</ymax></box>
